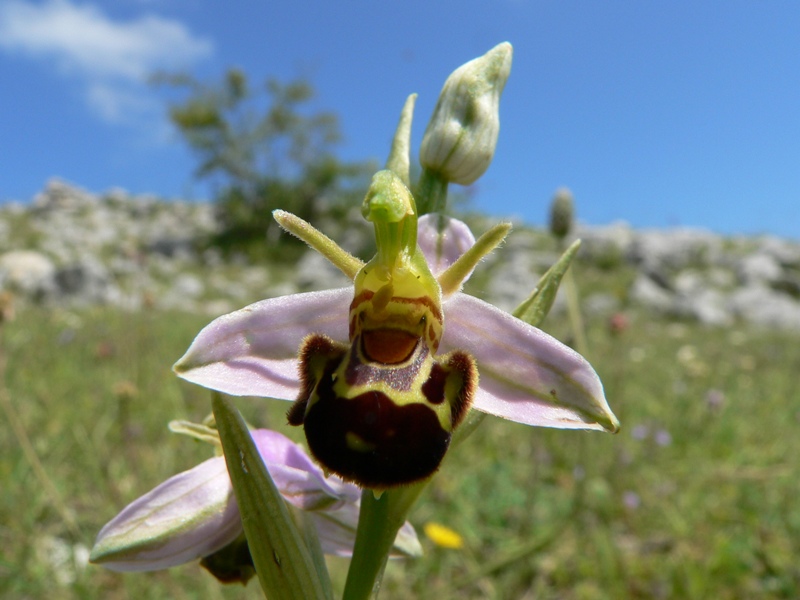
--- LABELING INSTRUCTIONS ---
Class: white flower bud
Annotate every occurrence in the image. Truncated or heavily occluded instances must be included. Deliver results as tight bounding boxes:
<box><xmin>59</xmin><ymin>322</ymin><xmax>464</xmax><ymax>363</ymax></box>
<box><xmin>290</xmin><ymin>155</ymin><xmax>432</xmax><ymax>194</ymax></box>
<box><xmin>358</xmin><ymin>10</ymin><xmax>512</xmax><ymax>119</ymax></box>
<box><xmin>420</xmin><ymin>42</ymin><xmax>512</xmax><ymax>185</ymax></box>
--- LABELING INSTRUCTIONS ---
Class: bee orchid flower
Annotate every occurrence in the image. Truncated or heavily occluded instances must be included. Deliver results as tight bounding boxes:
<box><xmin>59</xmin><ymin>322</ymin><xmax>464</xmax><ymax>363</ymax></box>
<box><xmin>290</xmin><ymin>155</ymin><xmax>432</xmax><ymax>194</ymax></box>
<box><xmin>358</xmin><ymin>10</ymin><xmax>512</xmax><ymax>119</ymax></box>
<box><xmin>173</xmin><ymin>170</ymin><xmax>619</xmax><ymax>490</ymax></box>
<box><xmin>90</xmin><ymin>428</ymin><xmax>421</xmax><ymax>573</ymax></box>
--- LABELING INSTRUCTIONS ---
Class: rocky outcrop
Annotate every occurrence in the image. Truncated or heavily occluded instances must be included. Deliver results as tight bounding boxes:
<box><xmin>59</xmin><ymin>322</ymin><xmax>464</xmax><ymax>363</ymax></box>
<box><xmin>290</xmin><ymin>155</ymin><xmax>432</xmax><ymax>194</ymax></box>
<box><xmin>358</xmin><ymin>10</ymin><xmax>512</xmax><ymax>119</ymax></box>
<box><xmin>574</xmin><ymin>222</ymin><xmax>800</xmax><ymax>329</ymax></box>
<box><xmin>0</xmin><ymin>179</ymin><xmax>358</xmax><ymax>315</ymax></box>
<box><xmin>3</xmin><ymin>180</ymin><xmax>800</xmax><ymax>330</ymax></box>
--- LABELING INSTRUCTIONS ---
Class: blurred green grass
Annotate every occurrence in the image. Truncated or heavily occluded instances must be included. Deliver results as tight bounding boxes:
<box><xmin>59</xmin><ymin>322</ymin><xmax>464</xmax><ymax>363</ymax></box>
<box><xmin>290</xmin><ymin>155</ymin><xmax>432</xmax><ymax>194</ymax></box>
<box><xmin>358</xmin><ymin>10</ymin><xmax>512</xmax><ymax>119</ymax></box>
<box><xmin>1</xmin><ymin>300</ymin><xmax>799</xmax><ymax>599</ymax></box>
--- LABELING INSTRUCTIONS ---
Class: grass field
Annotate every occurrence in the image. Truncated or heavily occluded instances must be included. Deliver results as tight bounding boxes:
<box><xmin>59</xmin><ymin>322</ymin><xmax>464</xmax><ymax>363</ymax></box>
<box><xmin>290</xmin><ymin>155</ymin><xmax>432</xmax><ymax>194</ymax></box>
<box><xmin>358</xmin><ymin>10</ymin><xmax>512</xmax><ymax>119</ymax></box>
<box><xmin>2</xmin><ymin>291</ymin><xmax>799</xmax><ymax>598</ymax></box>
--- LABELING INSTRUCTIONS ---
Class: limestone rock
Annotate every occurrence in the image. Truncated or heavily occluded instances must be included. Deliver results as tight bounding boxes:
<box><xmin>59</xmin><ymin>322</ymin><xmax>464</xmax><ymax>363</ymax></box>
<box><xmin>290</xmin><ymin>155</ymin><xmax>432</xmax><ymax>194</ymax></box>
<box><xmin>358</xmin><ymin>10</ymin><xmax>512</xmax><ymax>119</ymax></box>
<box><xmin>0</xmin><ymin>250</ymin><xmax>57</xmax><ymax>299</ymax></box>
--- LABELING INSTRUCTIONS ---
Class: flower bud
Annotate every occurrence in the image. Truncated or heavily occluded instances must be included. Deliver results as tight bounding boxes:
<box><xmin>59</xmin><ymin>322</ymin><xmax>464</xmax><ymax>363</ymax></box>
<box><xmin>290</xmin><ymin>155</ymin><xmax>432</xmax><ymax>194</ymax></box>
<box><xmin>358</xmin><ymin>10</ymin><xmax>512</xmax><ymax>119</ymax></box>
<box><xmin>420</xmin><ymin>42</ymin><xmax>512</xmax><ymax>185</ymax></box>
<box><xmin>549</xmin><ymin>187</ymin><xmax>574</xmax><ymax>240</ymax></box>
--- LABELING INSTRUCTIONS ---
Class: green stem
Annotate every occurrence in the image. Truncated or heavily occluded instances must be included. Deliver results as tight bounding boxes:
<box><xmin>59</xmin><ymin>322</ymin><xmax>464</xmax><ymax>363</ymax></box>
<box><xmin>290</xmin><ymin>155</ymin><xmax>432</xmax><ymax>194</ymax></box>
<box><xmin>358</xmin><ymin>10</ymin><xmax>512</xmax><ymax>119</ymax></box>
<box><xmin>343</xmin><ymin>491</ymin><xmax>391</xmax><ymax>600</ymax></box>
<box><xmin>415</xmin><ymin>168</ymin><xmax>449</xmax><ymax>215</ymax></box>
<box><xmin>343</xmin><ymin>482</ymin><xmax>428</xmax><ymax>600</ymax></box>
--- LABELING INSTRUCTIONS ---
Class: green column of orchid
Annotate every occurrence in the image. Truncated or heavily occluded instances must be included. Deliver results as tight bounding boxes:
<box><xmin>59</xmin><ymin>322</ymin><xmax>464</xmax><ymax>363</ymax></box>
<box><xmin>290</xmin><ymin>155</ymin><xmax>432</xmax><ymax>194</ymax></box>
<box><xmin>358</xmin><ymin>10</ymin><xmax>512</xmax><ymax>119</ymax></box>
<box><xmin>361</xmin><ymin>170</ymin><xmax>419</xmax><ymax>274</ymax></box>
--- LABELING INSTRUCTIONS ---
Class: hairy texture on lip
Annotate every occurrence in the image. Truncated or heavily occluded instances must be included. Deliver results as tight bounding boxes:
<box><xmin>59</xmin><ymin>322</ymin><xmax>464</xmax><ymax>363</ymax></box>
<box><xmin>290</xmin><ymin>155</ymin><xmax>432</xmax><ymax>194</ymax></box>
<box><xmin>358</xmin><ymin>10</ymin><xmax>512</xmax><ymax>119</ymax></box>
<box><xmin>289</xmin><ymin>333</ymin><xmax>476</xmax><ymax>488</ymax></box>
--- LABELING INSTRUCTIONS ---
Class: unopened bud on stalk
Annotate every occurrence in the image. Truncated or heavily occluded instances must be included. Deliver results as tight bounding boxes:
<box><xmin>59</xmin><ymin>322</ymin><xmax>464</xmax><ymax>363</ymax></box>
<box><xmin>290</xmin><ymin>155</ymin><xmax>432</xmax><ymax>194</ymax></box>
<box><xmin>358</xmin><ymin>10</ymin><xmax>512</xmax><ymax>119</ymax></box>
<box><xmin>420</xmin><ymin>42</ymin><xmax>512</xmax><ymax>185</ymax></box>
<box><xmin>549</xmin><ymin>187</ymin><xmax>575</xmax><ymax>240</ymax></box>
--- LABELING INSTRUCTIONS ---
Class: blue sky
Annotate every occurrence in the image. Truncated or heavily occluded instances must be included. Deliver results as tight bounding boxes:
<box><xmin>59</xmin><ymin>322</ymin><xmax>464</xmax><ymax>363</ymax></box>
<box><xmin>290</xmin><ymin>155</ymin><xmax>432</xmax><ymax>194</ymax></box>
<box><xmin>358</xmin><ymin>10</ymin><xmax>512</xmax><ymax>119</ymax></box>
<box><xmin>1</xmin><ymin>1</ymin><xmax>799</xmax><ymax>238</ymax></box>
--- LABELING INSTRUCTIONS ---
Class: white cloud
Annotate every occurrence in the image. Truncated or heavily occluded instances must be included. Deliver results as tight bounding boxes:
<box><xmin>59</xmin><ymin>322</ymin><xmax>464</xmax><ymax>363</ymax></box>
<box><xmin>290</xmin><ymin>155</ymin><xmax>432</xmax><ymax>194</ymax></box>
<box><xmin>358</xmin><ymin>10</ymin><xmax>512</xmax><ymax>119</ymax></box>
<box><xmin>86</xmin><ymin>81</ymin><xmax>159</xmax><ymax>123</ymax></box>
<box><xmin>0</xmin><ymin>0</ymin><xmax>213</xmax><ymax>124</ymax></box>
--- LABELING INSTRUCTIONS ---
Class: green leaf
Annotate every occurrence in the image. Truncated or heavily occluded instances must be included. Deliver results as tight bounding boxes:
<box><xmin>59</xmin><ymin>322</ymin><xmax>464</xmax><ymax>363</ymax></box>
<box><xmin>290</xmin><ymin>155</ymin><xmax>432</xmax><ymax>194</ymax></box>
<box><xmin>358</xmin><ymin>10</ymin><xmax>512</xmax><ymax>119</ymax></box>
<box><xmin>513</xmin><ymin>239</ymin><xmax>581</xmax><ymax>328</ymax></box>
<box><xmin>212</xmin><ymin>393</ymin><xmax>333</xmax><ymax>600</ymax></box>
<box><xmin>287</xmin><ymin>504</ymin><xmax>331</xmax><ymax>592</ymax></box>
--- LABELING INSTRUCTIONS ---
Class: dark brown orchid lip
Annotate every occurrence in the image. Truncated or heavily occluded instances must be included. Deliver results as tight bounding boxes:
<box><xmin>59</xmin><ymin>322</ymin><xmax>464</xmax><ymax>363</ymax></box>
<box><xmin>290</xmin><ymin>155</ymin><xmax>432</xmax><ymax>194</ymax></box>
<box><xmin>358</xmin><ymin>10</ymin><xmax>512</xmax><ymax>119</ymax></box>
<box><xmin>288</xmin><ymin>333</ymin><xmax>476</xmax><ymax>488</ymax></box>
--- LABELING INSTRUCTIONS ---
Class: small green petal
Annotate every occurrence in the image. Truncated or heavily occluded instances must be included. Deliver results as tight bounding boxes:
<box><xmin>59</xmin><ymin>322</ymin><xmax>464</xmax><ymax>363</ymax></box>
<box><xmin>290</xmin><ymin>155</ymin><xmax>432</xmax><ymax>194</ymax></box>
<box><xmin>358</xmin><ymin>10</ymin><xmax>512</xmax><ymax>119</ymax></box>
<box><xmin>273</xmin><ymin>210</ymin><xmax>364</xmax><ymax>281</ymax></box>
<box><xmin>438</xmin><ymin>222</ymin><xmax>511</xmax><ymax>297</ymax></box>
